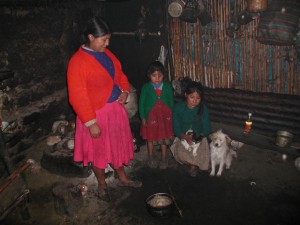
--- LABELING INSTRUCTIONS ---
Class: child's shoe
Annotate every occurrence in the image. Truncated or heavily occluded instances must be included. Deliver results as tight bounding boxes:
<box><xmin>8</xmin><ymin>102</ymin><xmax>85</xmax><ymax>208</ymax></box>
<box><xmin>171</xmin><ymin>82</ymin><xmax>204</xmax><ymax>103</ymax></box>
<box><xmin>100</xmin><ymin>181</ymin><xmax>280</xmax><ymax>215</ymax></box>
<box><xmin>159</xmin><ymin>160</ymin><xmax>168</xmax><ymax>170</ymax></box>
<box><xmin>147</xmin><ymin>157</ymin><xmax>158</xmax><ymax>168</ymax></box>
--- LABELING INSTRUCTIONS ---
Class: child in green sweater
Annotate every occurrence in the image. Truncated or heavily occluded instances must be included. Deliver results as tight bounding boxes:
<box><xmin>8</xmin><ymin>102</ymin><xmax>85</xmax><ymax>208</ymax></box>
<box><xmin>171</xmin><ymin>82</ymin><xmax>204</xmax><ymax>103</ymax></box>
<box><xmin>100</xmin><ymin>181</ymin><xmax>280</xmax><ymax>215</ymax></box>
<box><xmin>139</xmin><ymin>61</ymin><xmax>174</xmax><ymax>169</ymax></box>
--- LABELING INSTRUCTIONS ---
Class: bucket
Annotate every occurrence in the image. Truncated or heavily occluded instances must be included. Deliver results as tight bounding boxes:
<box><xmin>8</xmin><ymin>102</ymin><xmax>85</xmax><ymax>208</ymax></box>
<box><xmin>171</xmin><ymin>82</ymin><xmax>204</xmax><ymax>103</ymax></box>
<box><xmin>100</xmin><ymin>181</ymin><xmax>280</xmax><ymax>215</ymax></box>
<box><xmin>275</xmin><ymin>131</ymin><xmax>294</xmax><ymax>148</ymax></box>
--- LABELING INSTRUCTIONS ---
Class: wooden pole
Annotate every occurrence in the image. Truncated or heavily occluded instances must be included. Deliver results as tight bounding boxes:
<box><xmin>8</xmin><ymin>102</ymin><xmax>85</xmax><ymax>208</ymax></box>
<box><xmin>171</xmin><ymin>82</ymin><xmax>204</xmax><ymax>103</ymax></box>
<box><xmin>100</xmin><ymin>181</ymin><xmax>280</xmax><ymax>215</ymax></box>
<box><xmin>0</xmin><ymin>161</ymin><xmax>32</xmax><ymax>193</ymax></box>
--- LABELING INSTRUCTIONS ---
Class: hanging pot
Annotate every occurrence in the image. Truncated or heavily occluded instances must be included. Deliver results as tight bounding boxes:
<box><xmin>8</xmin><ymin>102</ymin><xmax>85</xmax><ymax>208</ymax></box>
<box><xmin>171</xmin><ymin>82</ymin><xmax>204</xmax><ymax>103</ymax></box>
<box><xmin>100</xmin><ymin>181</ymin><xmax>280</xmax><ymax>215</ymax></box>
<box><xmin>247</xmin><ymin>0</ymin><xmax>268</xmax><ymax>12</ymax></box>
<box><xmin>179</xmin><ymin>0</ymin><xmax>199</xmax><ymax>23</ymax></box>
<box><xmin>197</xmin><ymin>0</ymin><xmax>211</xmax><ymax>26</ymax></box>
<box><xmin>198</xmin><ymin>9</ymin><xmax>212</xmax><ymax>26</ymax></box>
<box><xmin>168</xmin><ymin>0</ymin><xmax>185</xmax><ymax>18</ymax></box>
<box><xmin>180</xmin><ymin>7</ymin><xmax>199</xmax><ymax>23</ymax></box>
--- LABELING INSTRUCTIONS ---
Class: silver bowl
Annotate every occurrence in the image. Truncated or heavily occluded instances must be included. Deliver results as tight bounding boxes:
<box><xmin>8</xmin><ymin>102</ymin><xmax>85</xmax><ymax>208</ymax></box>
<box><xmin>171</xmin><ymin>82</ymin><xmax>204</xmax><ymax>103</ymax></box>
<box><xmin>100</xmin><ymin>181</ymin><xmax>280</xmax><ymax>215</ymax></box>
<box><xmin>146</xmin><ymin>193</ymin><xmax>174</xmax><ymax>218</ymax></box>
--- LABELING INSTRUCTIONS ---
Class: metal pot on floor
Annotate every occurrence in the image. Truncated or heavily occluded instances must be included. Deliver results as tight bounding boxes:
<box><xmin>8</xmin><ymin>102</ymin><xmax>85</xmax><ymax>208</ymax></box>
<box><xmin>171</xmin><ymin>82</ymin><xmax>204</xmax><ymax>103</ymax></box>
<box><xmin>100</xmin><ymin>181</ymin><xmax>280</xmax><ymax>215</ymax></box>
<box><xmin>275</xmin><ymin>131</ymin><xmax>294</xmax><ymax>148</ymax></box>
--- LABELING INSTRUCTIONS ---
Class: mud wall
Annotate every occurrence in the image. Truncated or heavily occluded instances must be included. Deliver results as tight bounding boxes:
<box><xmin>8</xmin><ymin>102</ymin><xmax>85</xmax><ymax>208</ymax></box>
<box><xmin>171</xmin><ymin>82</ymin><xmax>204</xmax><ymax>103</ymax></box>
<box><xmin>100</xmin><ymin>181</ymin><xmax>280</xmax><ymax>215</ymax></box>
<box><xmin>0</xmin><ymin>0</ymin><xmax>164</xmax><ymax>165</ymax></box>
<box><xmin>0</xmin><ymin>1</ymin><xmax>106</xmax><ymax>159</ymax></box>
<box><xmin>0</xmin><ymin>7</ymin><xmax>71</xmax><ymax>157</ymax></box>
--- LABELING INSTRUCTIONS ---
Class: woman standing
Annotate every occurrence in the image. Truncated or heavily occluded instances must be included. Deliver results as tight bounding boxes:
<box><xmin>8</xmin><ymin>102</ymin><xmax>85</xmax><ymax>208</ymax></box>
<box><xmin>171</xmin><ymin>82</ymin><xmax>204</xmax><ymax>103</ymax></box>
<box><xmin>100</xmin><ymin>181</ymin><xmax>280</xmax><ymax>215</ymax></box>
<box><xmin>67</xmin><ymin>17</ymin><xmax>142</xmax><ymax>202</ymax></box>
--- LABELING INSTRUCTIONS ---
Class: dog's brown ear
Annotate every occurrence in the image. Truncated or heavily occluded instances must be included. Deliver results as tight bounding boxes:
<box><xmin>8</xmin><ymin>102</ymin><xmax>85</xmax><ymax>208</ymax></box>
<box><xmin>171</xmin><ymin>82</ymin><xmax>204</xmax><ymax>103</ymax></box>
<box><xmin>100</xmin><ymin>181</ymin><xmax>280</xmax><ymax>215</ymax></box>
<box><xmin>225</xmin><ymin>135</ymin><xmax>232</xmax><ymax>145</ymax></box>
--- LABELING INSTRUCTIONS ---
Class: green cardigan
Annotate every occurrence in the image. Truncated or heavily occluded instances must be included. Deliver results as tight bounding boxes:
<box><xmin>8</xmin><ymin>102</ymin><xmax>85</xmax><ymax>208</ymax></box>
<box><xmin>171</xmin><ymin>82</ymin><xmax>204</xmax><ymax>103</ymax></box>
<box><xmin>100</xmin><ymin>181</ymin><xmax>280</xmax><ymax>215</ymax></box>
<box><xmin>173</xmin><ymin>101</ymin><xmax>211</xmax><ymax>138</ymax></box>
<box><xmin>139</xmin><ymin>81</ymin><xmax>174</xmax><ymax>120</ymax></box>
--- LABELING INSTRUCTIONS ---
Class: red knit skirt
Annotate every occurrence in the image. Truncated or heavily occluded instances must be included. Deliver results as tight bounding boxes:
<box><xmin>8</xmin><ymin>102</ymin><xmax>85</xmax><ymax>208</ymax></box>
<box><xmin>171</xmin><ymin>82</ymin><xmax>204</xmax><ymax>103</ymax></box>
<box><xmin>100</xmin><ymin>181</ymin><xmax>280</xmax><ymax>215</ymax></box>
<box><xmin>74</xmin><ymin>101</ymin><xmax>134</xmax><ymax>169</ymax></box>
<box><xmin>141</xmin><ymin>100</ymin><xmax>173</xmax><ymax>143</ymax></box>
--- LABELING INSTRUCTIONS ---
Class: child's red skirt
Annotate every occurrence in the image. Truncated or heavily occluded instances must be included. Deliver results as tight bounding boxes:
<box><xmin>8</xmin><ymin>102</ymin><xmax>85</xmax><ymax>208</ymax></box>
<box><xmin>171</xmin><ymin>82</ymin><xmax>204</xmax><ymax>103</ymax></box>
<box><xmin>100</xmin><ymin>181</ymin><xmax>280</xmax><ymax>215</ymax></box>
<box><xmin>141</xmin><ymin>100</ymin><xmax>173</xmax><ymax>143</ymax></box>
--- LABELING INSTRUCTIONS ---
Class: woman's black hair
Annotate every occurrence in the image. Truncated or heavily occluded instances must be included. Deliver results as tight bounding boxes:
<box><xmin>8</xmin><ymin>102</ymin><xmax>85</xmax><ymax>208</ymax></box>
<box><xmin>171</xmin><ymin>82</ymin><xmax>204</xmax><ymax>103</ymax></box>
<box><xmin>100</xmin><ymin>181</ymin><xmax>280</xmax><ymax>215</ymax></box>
<box><xmin>81</xmin><ymin>16</ymin><xmax>111</xmax><ymax>45</ymax></box>
<box><xmin>185</xmin><ymin>81</ymin><xmax>205</xmax><ymax>117</ymax></box>
<box><xmin>185</xmin><ymin>81</ymin><xmax>204</xmax><ymax>100</ymax></box>
<box><xmin>146</xmin><ymin>61</ymin><xmax>165</xmax><ymax>78</ymax></box>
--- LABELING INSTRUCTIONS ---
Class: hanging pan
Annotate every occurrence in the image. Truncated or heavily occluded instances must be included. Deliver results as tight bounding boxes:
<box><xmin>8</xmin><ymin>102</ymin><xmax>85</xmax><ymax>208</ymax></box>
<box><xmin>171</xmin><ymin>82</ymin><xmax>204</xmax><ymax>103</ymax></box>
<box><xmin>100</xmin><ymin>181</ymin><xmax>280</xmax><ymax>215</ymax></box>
<box><xmin>168</xmin><ymin>0</ymin><xmax>186</xmax><ymax>18</ymax></box>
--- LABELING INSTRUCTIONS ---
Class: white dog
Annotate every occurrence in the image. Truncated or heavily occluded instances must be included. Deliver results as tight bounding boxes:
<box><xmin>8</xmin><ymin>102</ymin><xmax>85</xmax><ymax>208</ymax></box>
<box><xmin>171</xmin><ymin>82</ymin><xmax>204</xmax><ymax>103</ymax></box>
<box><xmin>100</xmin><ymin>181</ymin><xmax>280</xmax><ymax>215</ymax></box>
<box><xmin>181</xmin><ymin>130</ymin><xmax>202</xmax><ymax>157</ymax></box>
<box><xmin>209</xmin><ymin>129</ymin><xmax>237</xmax><ymax>176</ymax></box>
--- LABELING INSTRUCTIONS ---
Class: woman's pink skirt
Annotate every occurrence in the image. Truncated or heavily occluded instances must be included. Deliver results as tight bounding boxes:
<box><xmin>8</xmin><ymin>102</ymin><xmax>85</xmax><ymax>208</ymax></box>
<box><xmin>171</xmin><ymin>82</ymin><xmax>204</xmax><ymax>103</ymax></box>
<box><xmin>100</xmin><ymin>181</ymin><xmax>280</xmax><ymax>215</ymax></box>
<box><xmin>74</xmin><ymin>102</ymin><xmax>134</xmax><ymax>169</ymax></box>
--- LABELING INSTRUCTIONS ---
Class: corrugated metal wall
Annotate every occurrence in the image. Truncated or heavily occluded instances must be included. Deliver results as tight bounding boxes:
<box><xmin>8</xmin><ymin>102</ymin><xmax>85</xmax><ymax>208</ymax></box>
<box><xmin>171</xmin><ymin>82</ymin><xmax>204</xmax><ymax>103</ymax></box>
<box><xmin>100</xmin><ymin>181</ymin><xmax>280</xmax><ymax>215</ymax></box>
<box><xmin>167</xmin><ymin>0</ymin><xmax>300</xmax><ymax>95</ymax></box>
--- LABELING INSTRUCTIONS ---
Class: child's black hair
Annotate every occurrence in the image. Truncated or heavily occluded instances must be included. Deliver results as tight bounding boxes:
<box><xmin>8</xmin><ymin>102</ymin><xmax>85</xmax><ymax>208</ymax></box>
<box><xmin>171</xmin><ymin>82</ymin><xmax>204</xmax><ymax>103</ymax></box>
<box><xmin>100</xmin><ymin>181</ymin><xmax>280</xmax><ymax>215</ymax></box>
<box><xmin>146</xmin><ymin>61</ymin><xmax>165</xmax><ymax>78</ymax></box>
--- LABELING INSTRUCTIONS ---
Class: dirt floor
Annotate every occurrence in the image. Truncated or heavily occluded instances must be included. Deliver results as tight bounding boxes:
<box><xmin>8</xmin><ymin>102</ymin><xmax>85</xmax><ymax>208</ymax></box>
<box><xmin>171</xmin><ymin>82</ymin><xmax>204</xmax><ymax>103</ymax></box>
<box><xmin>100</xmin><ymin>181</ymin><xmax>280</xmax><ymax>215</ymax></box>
<box><xmin>1</xmin><ymin>123</ymin><xmax>300</xmax><ymax>225</ymax></box>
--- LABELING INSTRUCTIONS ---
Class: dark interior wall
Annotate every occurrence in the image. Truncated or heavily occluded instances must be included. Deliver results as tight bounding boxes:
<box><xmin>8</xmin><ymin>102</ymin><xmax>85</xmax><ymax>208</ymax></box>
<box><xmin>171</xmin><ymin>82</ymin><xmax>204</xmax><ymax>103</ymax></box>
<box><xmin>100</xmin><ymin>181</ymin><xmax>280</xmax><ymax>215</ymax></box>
<box><xmin>105</xmin><ymin>0</ymin><xmax>165</xmax><ymax>93</ymax></box>
<box><xmin>0</xmin><ymin>0</ymin><xmax>164</xmax><ymax>161</ymax></box>
<box><xmin>204</xmin><ymin>88</ymin><xmax>300</xmax><ymax>141</ymax></box>
<box><xmin>0</xmin><ymin>1</ymin><xmax>103</xmax><ymax>157</ymax></box>
<box><xmin>0</xmin><ymin>5</ymin><xmax>72</xmax><ymax>157</ymax></box>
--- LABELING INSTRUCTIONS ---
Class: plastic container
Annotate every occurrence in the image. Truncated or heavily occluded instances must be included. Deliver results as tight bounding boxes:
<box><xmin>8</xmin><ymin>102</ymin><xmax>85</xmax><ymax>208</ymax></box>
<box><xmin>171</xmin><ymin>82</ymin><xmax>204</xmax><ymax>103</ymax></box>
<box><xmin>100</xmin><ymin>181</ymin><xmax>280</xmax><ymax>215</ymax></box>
<box><xmin>244</xmin><ymin>113</ymin><xmax>253</xmax><ymax>135</ymax></box>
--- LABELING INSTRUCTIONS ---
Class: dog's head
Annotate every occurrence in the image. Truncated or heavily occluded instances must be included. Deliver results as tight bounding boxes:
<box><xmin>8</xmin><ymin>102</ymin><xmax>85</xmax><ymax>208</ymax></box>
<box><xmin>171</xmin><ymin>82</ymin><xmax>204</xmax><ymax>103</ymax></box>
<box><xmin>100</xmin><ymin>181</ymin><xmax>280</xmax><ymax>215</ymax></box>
<box><xmin>209</xmin><ymin>129</ymin><xmax>231</xmax><ymax>148</ymax></box>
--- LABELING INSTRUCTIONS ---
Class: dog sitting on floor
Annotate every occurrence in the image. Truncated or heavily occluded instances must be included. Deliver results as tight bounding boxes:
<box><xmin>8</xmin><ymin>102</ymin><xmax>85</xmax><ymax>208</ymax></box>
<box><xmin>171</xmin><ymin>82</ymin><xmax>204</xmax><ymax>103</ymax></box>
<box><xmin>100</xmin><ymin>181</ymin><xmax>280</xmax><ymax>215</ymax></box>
<box><xmin>209</xmin><ymin>129</ymin><xmax>238</xmax><ymax>177</ymax></box>
<box><xmin>181</xmin><ymin>130</ymin><xmax>203</xmax><ymax>157</ymax></box>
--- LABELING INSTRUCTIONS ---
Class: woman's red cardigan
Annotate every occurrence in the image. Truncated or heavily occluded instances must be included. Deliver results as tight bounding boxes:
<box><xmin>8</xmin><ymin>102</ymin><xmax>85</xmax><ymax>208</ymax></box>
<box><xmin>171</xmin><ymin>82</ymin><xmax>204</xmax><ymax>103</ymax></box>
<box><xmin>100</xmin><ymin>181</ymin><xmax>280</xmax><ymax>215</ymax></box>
<box><xmin>67</xmin><ymin>47</ymin><xmax>130</xmax><ymax>125</ymax></box>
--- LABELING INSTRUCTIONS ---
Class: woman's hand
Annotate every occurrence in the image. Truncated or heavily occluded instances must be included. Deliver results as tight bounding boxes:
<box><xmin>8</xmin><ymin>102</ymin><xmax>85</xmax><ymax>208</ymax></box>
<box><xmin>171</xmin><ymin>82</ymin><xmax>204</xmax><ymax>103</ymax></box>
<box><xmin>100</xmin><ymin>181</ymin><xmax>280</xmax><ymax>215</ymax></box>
<box><xmin>89</xmin><ymin>123</ymin><xmax>101</xmax><ymax>138</ymax></box>
<box><xmin>118</xmin><ymin>92</ymin><xmax>128</xmax><ymax>104</ymax></box>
